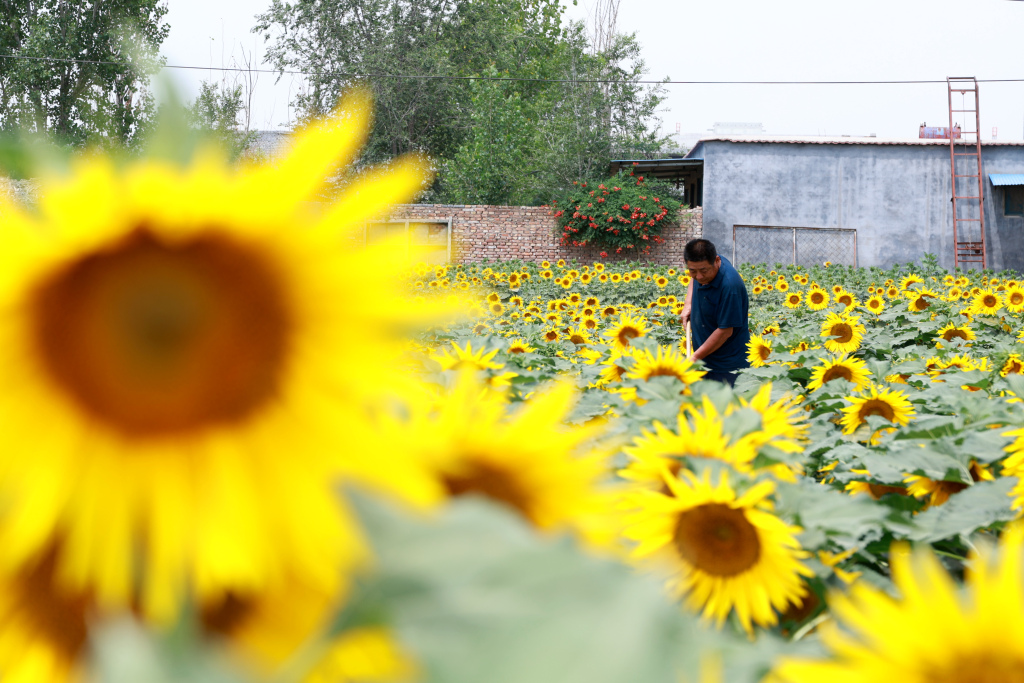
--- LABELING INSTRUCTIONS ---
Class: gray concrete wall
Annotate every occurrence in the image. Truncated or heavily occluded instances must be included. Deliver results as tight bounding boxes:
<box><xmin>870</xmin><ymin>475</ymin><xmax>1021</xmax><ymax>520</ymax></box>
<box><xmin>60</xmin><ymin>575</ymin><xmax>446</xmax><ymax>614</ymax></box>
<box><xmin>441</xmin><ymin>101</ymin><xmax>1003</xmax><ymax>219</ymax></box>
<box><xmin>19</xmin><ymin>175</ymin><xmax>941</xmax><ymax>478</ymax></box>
<box><xmin>700</xmin><ymin>141</ymin><xmax>1024</xmax><ymax>271</ymax></box>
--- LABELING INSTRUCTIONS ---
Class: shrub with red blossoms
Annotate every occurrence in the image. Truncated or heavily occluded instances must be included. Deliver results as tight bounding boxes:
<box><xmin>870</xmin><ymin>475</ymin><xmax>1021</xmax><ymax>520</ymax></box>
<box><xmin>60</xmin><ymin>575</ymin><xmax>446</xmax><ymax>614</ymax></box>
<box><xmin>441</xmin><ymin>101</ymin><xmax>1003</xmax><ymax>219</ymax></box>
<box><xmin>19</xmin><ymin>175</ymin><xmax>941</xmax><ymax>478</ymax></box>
<box><xmin>549</xmin><ymin>172</ymin><xmax>681</xmax><ymax>255</ymax></box>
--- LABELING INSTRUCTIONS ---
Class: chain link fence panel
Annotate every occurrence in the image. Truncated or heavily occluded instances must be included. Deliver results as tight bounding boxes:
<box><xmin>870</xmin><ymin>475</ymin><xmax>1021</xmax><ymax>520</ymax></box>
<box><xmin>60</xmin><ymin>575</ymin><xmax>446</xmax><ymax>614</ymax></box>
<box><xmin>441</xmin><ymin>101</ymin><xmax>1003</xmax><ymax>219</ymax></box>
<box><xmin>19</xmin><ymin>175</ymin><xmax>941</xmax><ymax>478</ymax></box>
<box><xmin>732</xmin><ymin>226</ymin><xmax>857</xmax><ymax>267</ymax></box>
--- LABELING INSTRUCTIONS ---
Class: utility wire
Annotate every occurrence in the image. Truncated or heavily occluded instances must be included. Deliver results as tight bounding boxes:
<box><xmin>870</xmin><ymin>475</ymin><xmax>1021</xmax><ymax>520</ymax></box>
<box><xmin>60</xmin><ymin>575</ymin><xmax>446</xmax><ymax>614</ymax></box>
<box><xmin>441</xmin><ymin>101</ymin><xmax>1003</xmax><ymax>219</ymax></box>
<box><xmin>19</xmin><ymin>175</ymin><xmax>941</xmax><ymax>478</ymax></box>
<box><xmin>2</xmin><ymin>53</ymin><xmax>1024</xmax><ymax>85</ymax></box>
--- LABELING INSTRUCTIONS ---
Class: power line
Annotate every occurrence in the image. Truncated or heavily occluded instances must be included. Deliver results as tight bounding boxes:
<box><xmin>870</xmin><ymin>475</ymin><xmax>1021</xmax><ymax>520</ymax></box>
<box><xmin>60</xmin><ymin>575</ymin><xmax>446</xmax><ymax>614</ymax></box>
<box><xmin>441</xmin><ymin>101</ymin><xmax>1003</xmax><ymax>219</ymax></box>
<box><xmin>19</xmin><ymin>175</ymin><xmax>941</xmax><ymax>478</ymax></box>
<box><xmin>3</xmin><ymin>53</ymin><xmax>1024</xmax><ymax>86</ymax></box>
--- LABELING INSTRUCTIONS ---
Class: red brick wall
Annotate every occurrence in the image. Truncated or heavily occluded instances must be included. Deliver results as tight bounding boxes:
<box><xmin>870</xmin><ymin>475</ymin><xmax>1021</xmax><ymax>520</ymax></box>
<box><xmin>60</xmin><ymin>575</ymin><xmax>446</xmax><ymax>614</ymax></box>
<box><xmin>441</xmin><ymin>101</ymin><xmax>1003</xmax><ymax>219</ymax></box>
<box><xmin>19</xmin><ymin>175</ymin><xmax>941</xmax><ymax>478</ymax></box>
<box><xmin>390</xmin><ymin>204</ymin><xmax>702</xmax><ymax>265</ymax></box>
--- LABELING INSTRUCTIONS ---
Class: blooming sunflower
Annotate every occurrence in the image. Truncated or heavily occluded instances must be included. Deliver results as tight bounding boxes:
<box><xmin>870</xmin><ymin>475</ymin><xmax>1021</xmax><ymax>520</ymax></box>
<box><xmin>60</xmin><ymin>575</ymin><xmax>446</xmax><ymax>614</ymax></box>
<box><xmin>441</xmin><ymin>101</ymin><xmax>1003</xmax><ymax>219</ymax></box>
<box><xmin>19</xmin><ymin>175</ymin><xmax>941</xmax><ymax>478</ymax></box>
<box><xmin>807</xmin><ymin>356</ymin><xmax>872</xmax><ymax>391</ymax></box>
<box><xmin>603</xmin><ymin>313</ymin><xmax>648</xmax><ymax>351</ymax></box>
<box><xmin>0</xmin><ymin>89</ymin><xmax>437</xmax><ymax>620</ymax></box>
<box><xmin>806</xmin><ymin>288</ymin><xmax>830</xmax><ymax>311</ymax></box>
<box><xmin>820</xmin><ymin>312</ymin><xmax>865</xmax><ymax>355</ymax></box>
<box><xmin>863</xmin><ymin>295</ymin><xmax>885</xmax><ymax>314</ymax></box>
<box><xmin>840</xmin><ymin>384</ymin><xmax>916</xmax><ymax>440</ymax></box>
<box><xmin>205</xmin><ymin>575</ymin><xmax>414</xmax><ymax>683</ymax></box>
<box><xmin>899</xmin><ymin>273</ymin><xmax>924</xmax><ymax>290</ymax></box>
<box><xmin>886</xmin><ymin>286</ymin><xmax>900</xmax><ymax>299</ymax></box>
<box><xmin>834</xmin><ymin>289</ymin><xmax>857</xmax><ymax>310</ymax></box>
<box><xmin>620</xmin><ymin>411</ymin><xmax>754</xmax><ymax>491</ymax></box>
<box><xmin>771</xmin><ymin>527</ymin><xmax>1024</xmax><ymax>683</ymax></box>
<box><xmin>1006</xmin><ymin>285</ymin><xmax>1024</xmax><ymax>313</ymax></box>
<box><xmin>507</xmin><ymin>339</ymin><xmax>536</xmax><ymax>354</ymax></box>
<box><xmin>903</xmin><ymin>461</ymin><xmax>993</xmax><ymax>508</ymax></box>
<box><xmin>624</xmin><ymin>468</ymin><xmax>812</xmax><ymax>633</ymax></box>
<box><xmin>397</xmin><ymin>373</ymin><xmax>610</xmax><ymax>542</ymax></box>
<box><xmin>970</xmin><ymin>289</ymin><xmax>1003</xmax><ymax>316</ymax></box>
<box><xmin>1003</xmin><ymin>354</ymin><xmax>1024</xmax><ymax>376</ymax></box>
<box><xmin>625</xmin><ymin>345</ymin><xmax>706</xmax><ymax>385</ymax></box>
<box><xmin>784</xmin><ymin>292</ymin><xmax>803</xmax><ymax>308</ymax></box>
<box><xmin>937</xmin><ymin>323</ymin><xmax>975</xmax><ymax>343</ymax></box>
<box><xmin>747</xmin><ymin>335</ymin><xmax>774</xmax><ymax>367</ymax></box>
<box><xmin>906</xmin><ymin>288</ymin><xmax>940</xmax><ymax>313</ymax></box>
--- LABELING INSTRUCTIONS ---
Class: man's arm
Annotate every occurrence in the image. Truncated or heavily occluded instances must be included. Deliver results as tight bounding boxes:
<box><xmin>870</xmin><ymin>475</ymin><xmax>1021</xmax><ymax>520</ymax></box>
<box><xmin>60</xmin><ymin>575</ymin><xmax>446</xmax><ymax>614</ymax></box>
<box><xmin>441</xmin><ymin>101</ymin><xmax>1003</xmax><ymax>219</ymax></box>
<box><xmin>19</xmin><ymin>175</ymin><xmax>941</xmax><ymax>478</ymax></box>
<box><xmin>680</xmin><ymin>279</ymin><xmax>693</xmax><ymax>327</ymax></box>
<box><xmin>691</xmin><ymin>327</ymin><xmax>733</xmax><ymax>361</ymax></box>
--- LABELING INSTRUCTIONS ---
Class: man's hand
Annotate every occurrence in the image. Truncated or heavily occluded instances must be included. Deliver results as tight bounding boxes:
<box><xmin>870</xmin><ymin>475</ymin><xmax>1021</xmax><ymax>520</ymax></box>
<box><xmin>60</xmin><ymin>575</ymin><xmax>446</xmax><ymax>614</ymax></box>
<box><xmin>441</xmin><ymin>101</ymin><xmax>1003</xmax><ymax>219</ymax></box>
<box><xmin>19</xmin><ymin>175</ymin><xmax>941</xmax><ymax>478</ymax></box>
<box><xmin>680</xmin><ymin>307</ymin><xmax>691</xmax><ymax>328</ymax></box>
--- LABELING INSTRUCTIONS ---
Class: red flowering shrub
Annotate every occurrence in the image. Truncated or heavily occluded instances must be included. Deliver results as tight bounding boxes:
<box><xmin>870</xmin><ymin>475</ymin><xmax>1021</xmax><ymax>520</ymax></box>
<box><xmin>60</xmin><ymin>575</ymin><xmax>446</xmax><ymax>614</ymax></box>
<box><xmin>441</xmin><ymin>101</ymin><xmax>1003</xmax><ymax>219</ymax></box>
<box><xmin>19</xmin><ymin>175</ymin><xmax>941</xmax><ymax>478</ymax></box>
<box><xmin>549</xmin><ymin>166</ymin><xmax>682</xmax><ymax>256</ymax></box>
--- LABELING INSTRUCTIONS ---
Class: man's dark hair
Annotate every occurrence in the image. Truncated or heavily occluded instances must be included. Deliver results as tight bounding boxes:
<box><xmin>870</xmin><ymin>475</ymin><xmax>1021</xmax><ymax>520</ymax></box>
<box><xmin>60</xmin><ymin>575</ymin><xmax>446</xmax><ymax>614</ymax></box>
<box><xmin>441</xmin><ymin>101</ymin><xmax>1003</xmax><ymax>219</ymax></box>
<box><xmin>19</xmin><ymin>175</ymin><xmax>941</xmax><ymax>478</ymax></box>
<box><xmin>684</xmin><ymin>239</ymin><xmax>718</xmax><ymax>264</ymax></box>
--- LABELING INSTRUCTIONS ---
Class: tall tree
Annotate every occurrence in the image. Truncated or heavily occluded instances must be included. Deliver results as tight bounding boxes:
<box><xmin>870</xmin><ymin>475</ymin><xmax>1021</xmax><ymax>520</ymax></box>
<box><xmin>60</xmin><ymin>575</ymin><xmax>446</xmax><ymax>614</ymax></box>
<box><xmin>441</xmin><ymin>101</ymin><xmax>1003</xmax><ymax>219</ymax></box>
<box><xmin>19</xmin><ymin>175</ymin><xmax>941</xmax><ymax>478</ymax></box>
<box><xmin>0</xmin><ymin>0</ymin><xmax>169</xmax><ymax>146</ymax></box>
<box><xmin>255</xmin><ymin>0</ymin><xmax>667</xmax><ymax>205</ymax></box>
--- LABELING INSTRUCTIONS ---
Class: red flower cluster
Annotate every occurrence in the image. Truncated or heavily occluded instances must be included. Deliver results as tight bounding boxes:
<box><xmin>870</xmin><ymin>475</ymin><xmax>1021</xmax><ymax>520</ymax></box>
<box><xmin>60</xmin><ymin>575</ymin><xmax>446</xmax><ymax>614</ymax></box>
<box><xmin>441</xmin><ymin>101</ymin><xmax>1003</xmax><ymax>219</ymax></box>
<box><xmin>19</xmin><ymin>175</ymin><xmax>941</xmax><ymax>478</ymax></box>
<box><xmin>551</xmin><ymin>170</ymin><xmax>680</xmax><ymax>255</ymax></box>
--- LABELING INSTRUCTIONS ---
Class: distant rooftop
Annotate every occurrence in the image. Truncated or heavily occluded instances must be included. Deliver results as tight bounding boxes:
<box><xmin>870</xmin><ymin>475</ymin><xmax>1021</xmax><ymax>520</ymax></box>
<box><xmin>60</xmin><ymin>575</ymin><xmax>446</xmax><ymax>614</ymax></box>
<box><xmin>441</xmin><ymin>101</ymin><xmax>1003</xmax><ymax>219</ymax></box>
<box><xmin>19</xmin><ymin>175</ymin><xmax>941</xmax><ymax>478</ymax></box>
<box><xmin>686</xmin><ymin>134</ymin><xmax>1024</xmax><ymax>157</ymax></box>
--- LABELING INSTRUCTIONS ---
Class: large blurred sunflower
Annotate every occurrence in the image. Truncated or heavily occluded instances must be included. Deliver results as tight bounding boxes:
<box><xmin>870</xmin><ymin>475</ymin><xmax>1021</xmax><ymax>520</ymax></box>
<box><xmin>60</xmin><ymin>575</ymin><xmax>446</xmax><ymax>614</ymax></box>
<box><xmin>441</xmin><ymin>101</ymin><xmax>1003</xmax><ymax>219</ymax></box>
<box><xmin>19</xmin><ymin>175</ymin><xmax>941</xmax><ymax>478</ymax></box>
<box><xmin>820</xmin><ymin>312</ymin><xmax>865</xmax><ymax>355</ymax></box>
<box><xmin>0</xmin><ymin>89</ymin><xmax>437</xmax><ymax>620</ymax></box>
<box><xmin>624</xmin><ymin>468</ymin><xmax>812</xmax><ymax>633</ymax></box>
<box><xmin>771</xmin><ymin>527</ymin><xmax>1024</xmax><ymax>683</ymax></box>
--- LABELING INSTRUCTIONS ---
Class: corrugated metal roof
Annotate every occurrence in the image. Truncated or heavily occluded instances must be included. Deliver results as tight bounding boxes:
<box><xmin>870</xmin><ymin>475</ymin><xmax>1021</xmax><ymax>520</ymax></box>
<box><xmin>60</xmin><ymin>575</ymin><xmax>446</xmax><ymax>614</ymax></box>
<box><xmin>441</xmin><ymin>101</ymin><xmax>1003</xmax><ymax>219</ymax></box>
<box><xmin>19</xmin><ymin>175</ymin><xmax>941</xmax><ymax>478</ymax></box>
<box><xmin>989</xmin><ymin>173</ymin><xmax>1024</xmax><ymax>186</ymax></box>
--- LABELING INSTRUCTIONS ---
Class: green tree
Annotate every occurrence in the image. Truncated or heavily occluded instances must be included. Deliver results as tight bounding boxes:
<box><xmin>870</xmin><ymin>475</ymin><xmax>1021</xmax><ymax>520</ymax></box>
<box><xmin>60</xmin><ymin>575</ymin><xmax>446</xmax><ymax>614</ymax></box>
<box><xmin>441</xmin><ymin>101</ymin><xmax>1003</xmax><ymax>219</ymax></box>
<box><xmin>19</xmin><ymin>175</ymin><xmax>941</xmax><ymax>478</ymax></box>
<box><xmin>0</xmin><ymin>0</ymin><xmax>169</xmax><ymax>146</ymax></box>
<box><xmin>255</xmin><ymin>0</ymin><xmax>667</xmax><ymax>205</ymax></box>
<box><xmin>186</xmin><ymin>81</ymin><xmax>256</xmax><ymax>159</ymax></box>
<box><xmin>442</xmin><ymin>69</ymin><xmax>540</xmax><ymax>205</ymax></box>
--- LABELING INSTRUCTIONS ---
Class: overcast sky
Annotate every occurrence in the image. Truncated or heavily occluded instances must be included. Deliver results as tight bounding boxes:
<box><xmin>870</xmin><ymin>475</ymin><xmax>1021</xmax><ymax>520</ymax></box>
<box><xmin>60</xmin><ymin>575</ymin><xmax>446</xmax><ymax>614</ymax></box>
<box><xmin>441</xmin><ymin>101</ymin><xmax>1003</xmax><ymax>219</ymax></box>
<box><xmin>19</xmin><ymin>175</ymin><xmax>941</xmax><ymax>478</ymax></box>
<box><xmin>161</xmin><ymin>0</ymin><xmax>1024</xmax><ymax>141</ymax></box>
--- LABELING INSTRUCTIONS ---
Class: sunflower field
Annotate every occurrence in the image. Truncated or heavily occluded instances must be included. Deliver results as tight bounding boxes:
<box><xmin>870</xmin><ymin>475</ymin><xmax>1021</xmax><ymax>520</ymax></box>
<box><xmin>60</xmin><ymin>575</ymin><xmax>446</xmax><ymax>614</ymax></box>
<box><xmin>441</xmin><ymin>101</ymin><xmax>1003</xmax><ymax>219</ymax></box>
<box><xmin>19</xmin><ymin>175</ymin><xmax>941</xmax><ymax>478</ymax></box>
<box><xmin>4</xmin><ymin>91</ymin><xmax>1024</xmax><ymax>683</ymax></box>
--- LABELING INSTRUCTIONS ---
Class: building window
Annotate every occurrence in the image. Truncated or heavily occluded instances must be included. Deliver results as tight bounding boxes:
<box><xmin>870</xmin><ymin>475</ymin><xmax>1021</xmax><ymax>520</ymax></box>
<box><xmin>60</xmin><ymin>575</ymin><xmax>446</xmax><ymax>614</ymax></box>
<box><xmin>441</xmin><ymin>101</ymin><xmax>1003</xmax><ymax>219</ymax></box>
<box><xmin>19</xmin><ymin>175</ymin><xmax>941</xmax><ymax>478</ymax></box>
<box><xmin>1005</xmin><ymin>186</ymin><xmax>1024</xmax><ymax>216</ymax></box>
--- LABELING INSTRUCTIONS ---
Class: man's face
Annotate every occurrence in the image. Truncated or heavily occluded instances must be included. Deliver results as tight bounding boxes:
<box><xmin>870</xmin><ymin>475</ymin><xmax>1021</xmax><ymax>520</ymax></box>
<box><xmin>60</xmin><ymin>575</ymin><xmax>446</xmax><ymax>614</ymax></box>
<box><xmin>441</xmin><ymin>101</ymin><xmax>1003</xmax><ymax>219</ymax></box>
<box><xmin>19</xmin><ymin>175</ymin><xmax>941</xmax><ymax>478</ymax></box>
<box><xmin>686</xmin><ymin>256</ymin><xmax>721</xmax><ymax>285</ymax></box>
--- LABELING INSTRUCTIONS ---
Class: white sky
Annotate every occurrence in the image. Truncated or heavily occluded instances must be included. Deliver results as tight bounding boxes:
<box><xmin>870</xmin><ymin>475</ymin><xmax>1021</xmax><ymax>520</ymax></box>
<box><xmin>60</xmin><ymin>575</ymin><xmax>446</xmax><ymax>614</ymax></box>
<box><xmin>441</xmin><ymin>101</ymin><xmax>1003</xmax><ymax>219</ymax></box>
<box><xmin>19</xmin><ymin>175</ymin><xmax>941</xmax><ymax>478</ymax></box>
<box><xmin>161</xmin><ymin>0</ymin><xmax>1024</xmax><ymax>140</ymax></box>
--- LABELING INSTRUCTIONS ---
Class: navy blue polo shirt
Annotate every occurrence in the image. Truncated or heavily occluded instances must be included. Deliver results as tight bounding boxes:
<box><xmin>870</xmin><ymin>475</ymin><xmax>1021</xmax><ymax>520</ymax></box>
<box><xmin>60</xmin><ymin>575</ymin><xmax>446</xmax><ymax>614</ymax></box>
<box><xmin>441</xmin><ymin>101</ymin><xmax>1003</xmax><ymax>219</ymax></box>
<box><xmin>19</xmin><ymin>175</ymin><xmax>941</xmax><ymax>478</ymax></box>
<box><xmin>690</xmin><ymin>256</ymin><xmax>750</xmax><ymax>372</ymax></box>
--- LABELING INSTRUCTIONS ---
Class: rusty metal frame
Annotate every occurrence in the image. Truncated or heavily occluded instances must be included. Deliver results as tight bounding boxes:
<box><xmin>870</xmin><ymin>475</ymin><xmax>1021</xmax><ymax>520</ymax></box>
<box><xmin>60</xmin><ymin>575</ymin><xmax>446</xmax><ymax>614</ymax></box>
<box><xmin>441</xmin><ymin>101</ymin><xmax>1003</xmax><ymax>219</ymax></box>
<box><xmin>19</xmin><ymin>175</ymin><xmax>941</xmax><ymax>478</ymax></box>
<box><xmin>947</xmin><ymin>76</ymin><xmax>987</xmax><ymax>269</ymax></box>
<box><xmin>731</xmin><ymin>224</ymin><xmax>858</xmax><ymax>267</ymax></box>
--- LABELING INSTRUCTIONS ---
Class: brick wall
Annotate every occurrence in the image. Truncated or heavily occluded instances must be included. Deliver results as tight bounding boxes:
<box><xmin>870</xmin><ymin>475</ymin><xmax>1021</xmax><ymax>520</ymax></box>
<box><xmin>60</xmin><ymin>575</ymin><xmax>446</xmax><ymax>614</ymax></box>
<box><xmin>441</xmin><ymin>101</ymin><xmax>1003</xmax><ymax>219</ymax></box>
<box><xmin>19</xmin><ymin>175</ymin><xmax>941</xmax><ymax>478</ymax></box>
<box><xmin>390</xmin><ymin>204</ymin><xmax>702</xmax><ymax>265</ymax></box>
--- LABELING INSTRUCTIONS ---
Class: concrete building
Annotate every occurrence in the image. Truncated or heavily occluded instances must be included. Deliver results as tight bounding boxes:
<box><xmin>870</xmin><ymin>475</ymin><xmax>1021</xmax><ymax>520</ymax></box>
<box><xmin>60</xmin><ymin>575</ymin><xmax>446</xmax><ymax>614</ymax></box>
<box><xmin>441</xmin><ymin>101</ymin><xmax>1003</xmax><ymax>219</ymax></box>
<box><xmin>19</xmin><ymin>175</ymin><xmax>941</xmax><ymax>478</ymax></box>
<box><xmin>675</xmin><ymin>135</ymin><xmax>1024</xmax><ymax>271</ymax></box>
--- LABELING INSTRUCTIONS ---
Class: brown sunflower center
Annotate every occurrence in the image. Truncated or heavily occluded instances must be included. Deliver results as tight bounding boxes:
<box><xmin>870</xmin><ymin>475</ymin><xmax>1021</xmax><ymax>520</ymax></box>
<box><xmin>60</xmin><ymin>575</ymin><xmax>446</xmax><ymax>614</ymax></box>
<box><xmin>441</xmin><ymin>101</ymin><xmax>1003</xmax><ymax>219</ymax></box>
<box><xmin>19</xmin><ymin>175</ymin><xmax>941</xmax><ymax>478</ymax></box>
<box><xmin>645</xmin><ymin>365</ymin><xmax>687</xmax><ymax>381</ymax></box>
<box><xmin>443</xmin><ymin>463</ymin><xmax>534</xmax><ymax>522</ymax></box>
<box><xmin>858</xmin><ymin>398</ymin><xmax>896</xmax><ymax>422</ymax></box>
<box><xmin>1012</xmin><ymin>293</ymin><xmax>1024</xmax><ymax>306</ymax></box>
<box><xmin>758</xmin><ymin>345</ymin><xmax>771</xmax><ymax>361</ymax></box>
<box><xmin>943</xmin><ymin>329</ymin><xmax>969</xmax><ymax>341</ymax></box>
<box><xmin>983</xmin><ymin>295</ymin><xmax>998</xmax><ymax>308</ymax></box>
<box><xmin>828</xmin><ymin>323</ymin><xmax>854</xmax><ymax>343</ymax></box>
<box><xmin>912</xmin><ymin>297</ymin><xmax>930</xmax><ymax>310</ymax></box>
<box><xmin>838</xmin><ymin>295</ymin><xmax>853</xmax><ymax>306</ymax></box>
<box><xmin>869</xmin><ymin>299</ymin><xmax>881</xmax><ymax>309</ymax></box>
<box><xmin>617</xmin><ymin>326</ymin><xmax>641</xmax><ymax>345</ymax></box>
<box><xmin>672</xmin><ymin>503</ymin><xmax>761</xmax><ymax>577</ymax></box>
<box><xmin>202</xmin><ymin>591</ymin><xmax>257</xmax><ymax>637</ymax></box>
<box><xmin>31</xmin><ymin>229</ymin><xmax>290</xmax><ymax>438</ymax></box>
<box><xmin>810</xmin><ymin>292</ymin><xmax>824</xmax><ymax>304</ymax></box>
<box><xmin>821</xmin><ymin>365</ymin><xmax>853</xmax><ymax>383</ymax></box>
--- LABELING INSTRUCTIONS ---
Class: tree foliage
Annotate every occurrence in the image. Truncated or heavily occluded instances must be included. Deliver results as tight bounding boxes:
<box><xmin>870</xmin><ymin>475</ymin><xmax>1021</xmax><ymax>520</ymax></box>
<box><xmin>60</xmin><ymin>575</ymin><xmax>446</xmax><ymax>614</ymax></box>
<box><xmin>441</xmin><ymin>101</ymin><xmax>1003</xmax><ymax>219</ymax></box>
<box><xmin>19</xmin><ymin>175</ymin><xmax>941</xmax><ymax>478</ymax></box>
<box><xmin>186</xmin><ymin>81</ymin><xmax>257</xmax><ymax>160</ymax></box>
<box><xmin>0</xmin><ymin>0</ymin><xmax>169</xmax><ymax>146</ymax></box>
<box><xmin>254</xmin><ymin>0</ymin><xmax>668</xmax><ymax>205</ymax></box>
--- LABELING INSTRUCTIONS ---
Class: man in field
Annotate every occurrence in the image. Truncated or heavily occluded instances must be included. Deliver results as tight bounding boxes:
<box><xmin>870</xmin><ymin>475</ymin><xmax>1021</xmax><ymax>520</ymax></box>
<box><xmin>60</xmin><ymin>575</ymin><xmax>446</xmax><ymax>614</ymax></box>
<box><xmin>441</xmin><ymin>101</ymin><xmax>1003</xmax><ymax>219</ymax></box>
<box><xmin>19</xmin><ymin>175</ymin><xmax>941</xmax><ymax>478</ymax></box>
<box><xmin>679</xmin><ymin>238</ymin><xmax>750</xmax><ymax>386</ymax></box>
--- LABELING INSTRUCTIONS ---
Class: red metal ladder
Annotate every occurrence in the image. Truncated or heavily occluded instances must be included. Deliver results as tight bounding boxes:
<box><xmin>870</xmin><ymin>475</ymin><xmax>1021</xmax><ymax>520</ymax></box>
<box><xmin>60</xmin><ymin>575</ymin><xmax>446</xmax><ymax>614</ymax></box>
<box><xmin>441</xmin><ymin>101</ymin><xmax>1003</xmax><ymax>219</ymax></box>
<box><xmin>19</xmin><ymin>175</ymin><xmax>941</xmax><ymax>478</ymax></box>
<box><xmin>947</xmin><ymin>76</ymin><xmax>987</xmax><ymax>270</ymax></box>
